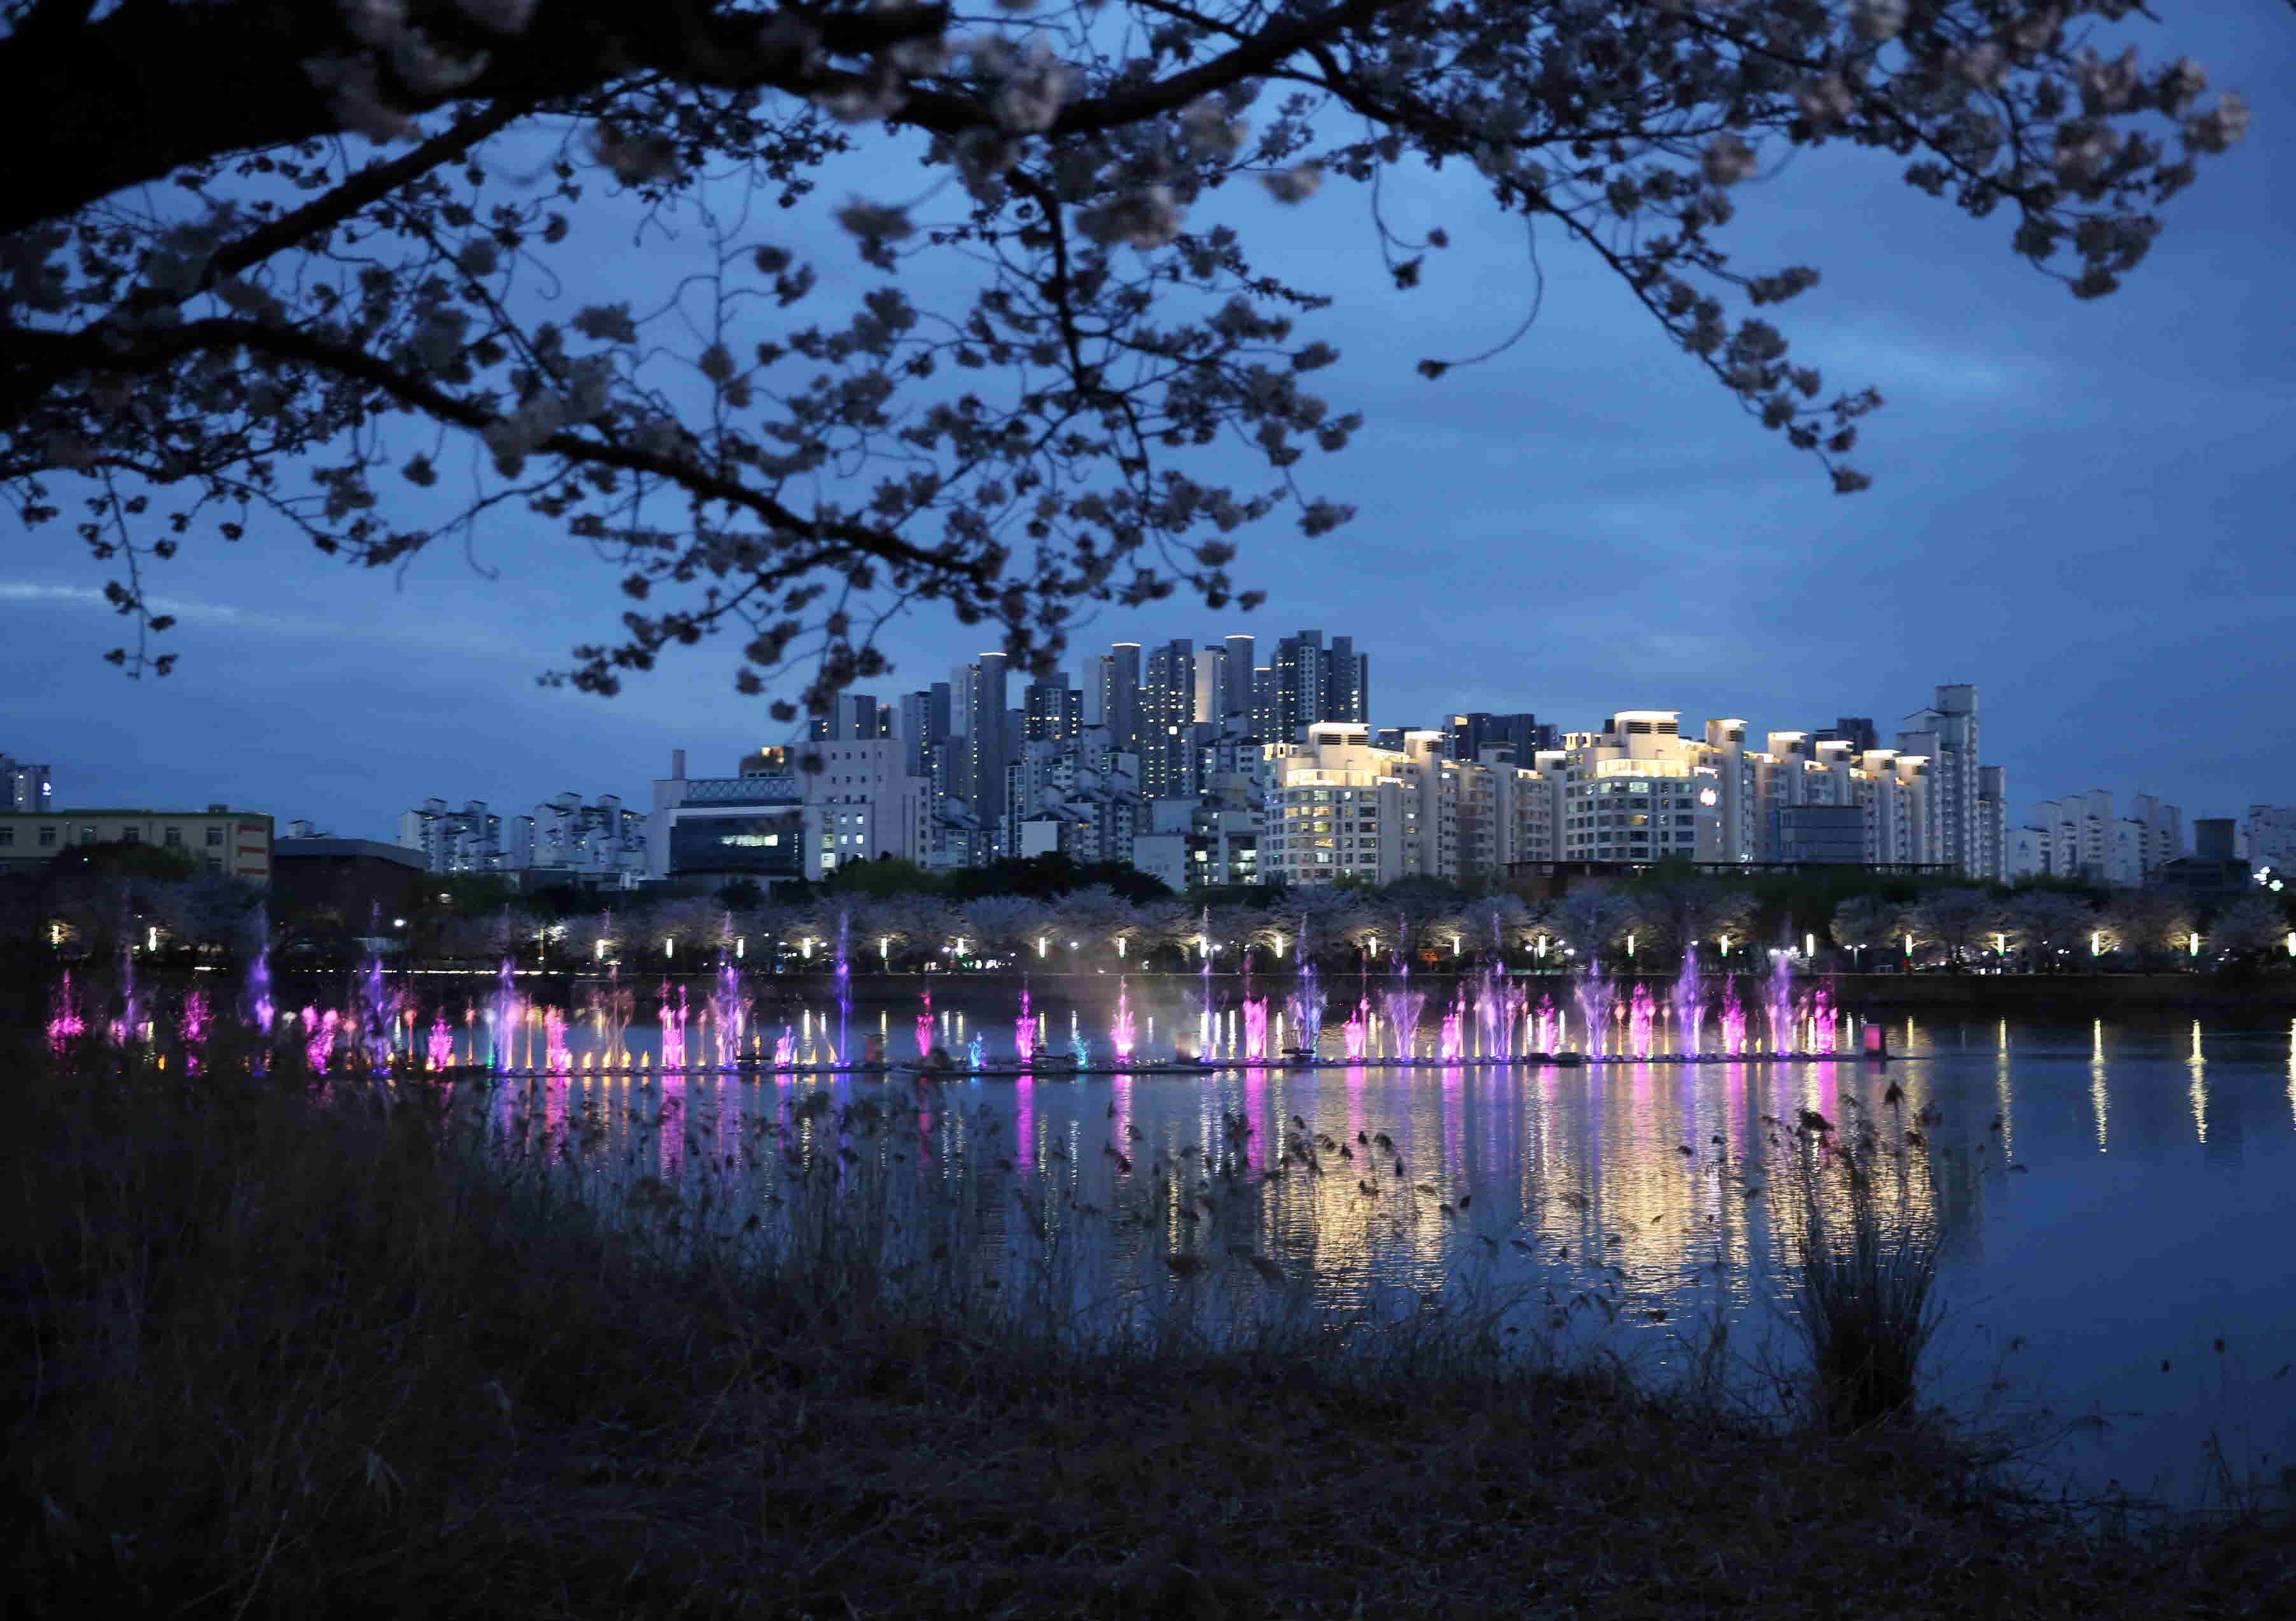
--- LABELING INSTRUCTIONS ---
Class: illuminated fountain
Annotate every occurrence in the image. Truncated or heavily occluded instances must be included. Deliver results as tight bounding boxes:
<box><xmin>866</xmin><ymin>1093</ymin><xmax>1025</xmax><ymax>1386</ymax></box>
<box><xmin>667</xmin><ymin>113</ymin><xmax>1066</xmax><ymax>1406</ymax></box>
<box><xmin>1380</xmin><ymin>978</ymin><xmax>1424</xmax><ymax>1062</ymax></box>
<box><xmin>1719</xmin><ymin>976</ymin><xmax>1748</xmax><ymax>1055</ymax></box>
<box><xmin>1288</xmin><ymin>917</ymin><xmax>1324</xmax><ymax>1056</ymax></box>
<box><xmin>1015</xmin><ymin>984</ymin><xmax>1036</xmax><ymax>1068</ymax></box>
<box><xmin>834</xmin><ymin>910</ymin><xmax>852</xmax><ymax>1067</ymax></box>
<box><xmin>1670</xmin><ymin>946</ymin><xmax>1703</xmax><ymax>1057</ymax></box>
<box><xmin>773</xmin><ymin>1026</ymin><xmax>797</xmax><ymax>1069</ymax></box>
<box><xmin>111</xmin><ymin>939</ymin><xmax>137</xmax><ymax>1048</ymax></box>
<box><xmin>1437</xmin><ymin>996</ymin><xmax>1464</xmax><ymax>1062</ymax></box>
<box><xmin>710</xmin><ymin>948</ymin><xmax>748</xmax><ymax>1070</ymax></box>
<box><xmin>545</xmin><ymin>1006</ymin><xmax>571</xmax><ymax>1073</ymax></box>
<box><xmin>1532</xmin><ymin>995</ymin><xmax>1558</xmax><ymax>1054</ymax></box>
<box><xmin>428</xmin><ymin>1013</ymin><xmax>454</xmax><ymax>1070</ymax></box>
<box><xmin>1574</xmin><ymin>966</ymin><xmax>1614</xmax><ymax>1057</ymax></box>
<box><xmin>1342</xmin><ymin>999</ymin><xmax>1369</xmax><ymax>1060</ymax></box>
<box><xmin>1768</xmin><ymin>946</ymin><xmax>1796</xmax><ymax>1055</ymax></box>
<box><xmin>46</xmin><ymin>972</ymin><xmax>86</xmax><ymax>1055</ymax></box>
<box><xmin>916</xmin><ymin>991</ymin><xmax>934</xmax><ymax>1060</ymax></box>
<box><xmin>304</xmin><ymin>1006</ymin><xmax>339</xmax><ymax>1072</ymax></box>
<box><xmin>246</xmin><ymin>902</ymin><xmax>275</xmax><ymax>1034</ymax></box>
<box><xmin>488</xmin><ymin>958</ymin><xmax>519</xmax><ymax>1069</ymax></box>
<box><xmin>1112</xmin><ymin>978</ymin><xmax>1137</xmax><ymax>1061</ymax></box>
<box><xmin>1628</xmin><ymin>982</ymin><xmax>1656</xmax><ymax>1058</ymax></box>
<box><xmin>1810</xmin><ymin>983</ymin><xmax>1839</xmax><ymax>1055</ymax></box>
<box><xmin>1242</xmin><ymin>996</ymin><xmax>1269</xmax><ymax>1063</ymax></box>
<box><xmin>660</xmin><ymin>983</ymin><xmax>689</xmax><ymax>1071</ymax></box>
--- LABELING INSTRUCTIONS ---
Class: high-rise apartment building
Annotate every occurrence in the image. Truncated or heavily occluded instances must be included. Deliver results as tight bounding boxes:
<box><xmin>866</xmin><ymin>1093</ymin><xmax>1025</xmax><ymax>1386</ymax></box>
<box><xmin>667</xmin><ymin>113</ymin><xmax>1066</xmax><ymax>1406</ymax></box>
<box><xmin>2</xmin><ymin>752</ymin><xmax>51</xmax><ymax>813</ymax></box>
<box><xmin>808</xmin><ymin>694</ymin><xmax>892</xmax><ymax>742</ymax></box>
<box><xmin>1022</xmin><ymin>672</ymin><xmax>1082</xmax><ymax>741</ymax></box>
<box><xmin>1092</xmin><ymin>643</ymin><xmax>1141</xmax><ymax>756</ymax></box>
<box><xmin>1896</xmin><ymin>684</ymin><xmax>1995</xmax><ymax>878</ymax></box>
<box><xmin>397</xmin><ymin>799</ymin><xmax>511</xmax><ymax>872</ymax></box>
<box><xmin>1811</xmin><ymin>717</ymin><xmax>1879</xmax><ymax>754</ymax></box>
<box><xmin>1138</xmin><ymin>638</ymin><xmax>1199</xmax><ymax>798</ymax></box>
<box><xmin>1446</xmin><ymin>712</ymin><xmax>1554</xmax><ymax>763</ymax></box>
<box><xmin>1262</xmin><ymin>722</ymin><xmax>1554</xmax><ymax>886</ymax></box>
<box><xmin>897</xmin><ymin>684</ymin><xmax>952</xmax><ymax>784</ymax></box>
<box><xmin>1222</xmin><ymin>635</ymin><xmax>1256</xmax><ymax>724</ymax></box>
<box><xmin>1268</xmin><ymin>629</ymin><xmax>1369</xmax><ymax>743</ymax></box>
<box><xmin>2246</xmin><ymin>806</ymin><xmax>2296</xmax><ymax>873</ymax></box>
<box><xmin>955</xmin><ymin>653</ymin><xmax>1010</xmax><ymax>822</ymax></box>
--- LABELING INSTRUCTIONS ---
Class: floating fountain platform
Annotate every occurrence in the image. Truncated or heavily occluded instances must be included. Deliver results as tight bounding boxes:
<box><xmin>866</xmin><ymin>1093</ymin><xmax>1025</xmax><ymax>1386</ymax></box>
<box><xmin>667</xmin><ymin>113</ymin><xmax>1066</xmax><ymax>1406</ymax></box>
<box><xmin>458</xmin><ymin>1047</ymin><xmax>1916</xmax><ymax>1083</ymax></box>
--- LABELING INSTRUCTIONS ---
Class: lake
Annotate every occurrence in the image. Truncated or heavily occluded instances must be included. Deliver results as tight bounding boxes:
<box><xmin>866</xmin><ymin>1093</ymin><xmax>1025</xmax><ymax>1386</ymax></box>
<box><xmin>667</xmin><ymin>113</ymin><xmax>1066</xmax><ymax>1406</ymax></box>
<box><xmin>137</xmin><ymin>969</ymin><xmax>2296</xmax><ymax>1507</ymax></box>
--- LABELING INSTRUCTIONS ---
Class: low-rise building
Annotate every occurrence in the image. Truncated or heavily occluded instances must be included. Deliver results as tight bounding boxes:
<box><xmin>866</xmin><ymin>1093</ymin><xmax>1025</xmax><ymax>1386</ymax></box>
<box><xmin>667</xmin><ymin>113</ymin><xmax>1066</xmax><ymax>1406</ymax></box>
<box><xmin>647</xmin><ymin>743</ymin><xmax>928</xmax><ymax>884</ymax></box>
<box><xmin>272</xmin><ymin>834</ymin><xmax>427</xmax><ymax>925</ymax></box>
<box><xmin>0</xmin><ymin>804</ymin><xmax>272</xmax><ymax>880</ymax></box>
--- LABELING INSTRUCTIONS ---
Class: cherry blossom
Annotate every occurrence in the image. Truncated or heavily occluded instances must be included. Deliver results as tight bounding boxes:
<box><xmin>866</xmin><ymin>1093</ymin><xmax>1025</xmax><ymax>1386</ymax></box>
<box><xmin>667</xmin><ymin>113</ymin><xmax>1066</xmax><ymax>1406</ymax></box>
<box><xmin>0</xmin><ymin>0</ymin><xmax>2250</xmax><ymax>711</ymax></box>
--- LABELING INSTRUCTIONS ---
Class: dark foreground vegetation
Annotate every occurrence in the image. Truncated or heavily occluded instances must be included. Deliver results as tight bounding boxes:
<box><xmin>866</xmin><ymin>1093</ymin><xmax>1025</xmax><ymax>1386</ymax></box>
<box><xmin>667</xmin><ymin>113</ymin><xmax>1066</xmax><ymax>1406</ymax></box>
<box><xmin>8</xmin><ymin>1035</ymin><xmax>2293</xmax><ymax>1620</ymax></box>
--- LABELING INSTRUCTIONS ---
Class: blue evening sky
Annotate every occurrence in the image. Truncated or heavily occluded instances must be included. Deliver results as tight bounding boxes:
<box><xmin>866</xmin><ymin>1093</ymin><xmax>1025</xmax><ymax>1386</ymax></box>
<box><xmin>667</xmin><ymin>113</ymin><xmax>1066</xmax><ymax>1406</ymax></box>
<box><xmin>4</xmin><ymin>2</ymin><xmax>2290</xmax><ymax>839</ymax></box>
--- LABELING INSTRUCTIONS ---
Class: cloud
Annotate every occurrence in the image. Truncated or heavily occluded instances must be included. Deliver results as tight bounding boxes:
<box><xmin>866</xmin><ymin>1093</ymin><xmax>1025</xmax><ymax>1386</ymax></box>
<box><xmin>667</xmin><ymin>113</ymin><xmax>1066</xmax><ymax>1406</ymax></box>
<box><xmin>0</xmin><ymin>578</ymin><xmax>528</xmax><ymax>663</ymax></box>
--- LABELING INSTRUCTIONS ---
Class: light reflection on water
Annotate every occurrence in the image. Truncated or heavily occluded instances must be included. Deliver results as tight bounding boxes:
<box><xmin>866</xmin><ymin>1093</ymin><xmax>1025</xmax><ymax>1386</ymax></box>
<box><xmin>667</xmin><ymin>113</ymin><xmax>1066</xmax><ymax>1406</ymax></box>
<box><xmin>430</xmin><ymin>982</ymin><xmax>2296</xmax><ymax>1508</ymax></box>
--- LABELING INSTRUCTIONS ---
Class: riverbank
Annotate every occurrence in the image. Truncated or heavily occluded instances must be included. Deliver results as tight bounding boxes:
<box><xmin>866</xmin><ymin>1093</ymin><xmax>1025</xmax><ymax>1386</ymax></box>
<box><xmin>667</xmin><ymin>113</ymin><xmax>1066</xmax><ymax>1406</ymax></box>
<box><xmin>8</xmin><ymin>1039</ymin><xmax>2293</xmax><ymax>1618</ymax></box>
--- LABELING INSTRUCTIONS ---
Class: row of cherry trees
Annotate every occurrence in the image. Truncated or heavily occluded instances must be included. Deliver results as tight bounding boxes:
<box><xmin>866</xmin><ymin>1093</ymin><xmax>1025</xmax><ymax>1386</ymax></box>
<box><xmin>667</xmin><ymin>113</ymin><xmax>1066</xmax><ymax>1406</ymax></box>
<box><xmin>430</xmin><ymin>877</ymin><xmax>2293</xmax><ymax>971</ymax></box>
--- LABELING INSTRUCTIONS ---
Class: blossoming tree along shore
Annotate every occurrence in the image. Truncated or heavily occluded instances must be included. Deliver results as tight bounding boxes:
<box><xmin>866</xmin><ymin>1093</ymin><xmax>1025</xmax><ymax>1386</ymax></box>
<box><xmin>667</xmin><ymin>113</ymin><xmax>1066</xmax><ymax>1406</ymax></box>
<box><xmin>0</xmin><ymin>0</ymin><xmax>2246</xmax><ymax>715</ymax></box>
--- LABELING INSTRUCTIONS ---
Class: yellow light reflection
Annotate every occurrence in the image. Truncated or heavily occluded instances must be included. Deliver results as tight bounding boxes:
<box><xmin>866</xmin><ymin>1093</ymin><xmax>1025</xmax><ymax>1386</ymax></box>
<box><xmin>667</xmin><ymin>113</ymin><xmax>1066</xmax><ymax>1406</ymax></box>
<box><xmin>2188</xmin><ymin>1020</ymin><xmax>2207</xmax><ymax>1145</ymax></box>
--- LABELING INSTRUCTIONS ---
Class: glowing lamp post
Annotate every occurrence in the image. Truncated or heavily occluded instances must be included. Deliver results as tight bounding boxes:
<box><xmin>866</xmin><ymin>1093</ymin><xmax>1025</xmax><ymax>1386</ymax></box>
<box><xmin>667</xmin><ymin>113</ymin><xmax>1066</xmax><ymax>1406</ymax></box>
<box><xmin>1451</xmin><ymin>932</ymin><xmax>1462</xmax><ymax>957</ymax></box>
<box><xmin>801</xmin><ymin>937</ymin><xmax>815</xmax><ymax>961</ymax></box>
<box><xmin>2090</xmin><ymin>932</ymin><xmax>2103</xmax><ymax>958</ymax></box>
<box><xmin>735</xmin><ymin>937</ymin><xmax>745</xmax><ymax>959</ymax></box>
<box><xmin>1625</xmin><ymin>932</ymin><xmax>1635</xmax><ymax>960</ymax></box>
<box><xmin>1272</xmin><ymin>934</ymin><xmax>1285</xmax><ymax>960</ymax></box>
<box><xmin>1037</xmin><ymin>936</ymin><xmax>1049</xmax><ymax>959</ymax></box>
<box><xmin>595</xmin><ymin>937</ymin><xmax>608</xmax><ymax>962</ymax></box>
<box><xmin>2285</xmin><ymin>932</ymin><xmax>2295</xmax><ymax>959</ymax></box>
<box><xmin>1115</xmin><ymin>936</ymin><xmax>1126</xmax><ymax>960</ymax></box>
<box><xmin>953</xmin><ymin>937</ymin><xmax>967</xmax><ymax>960</ymax></box>
<box><xmin>664</xmin><ymin>937</ymin><xmax>674</xmax><ymax>960</ymax></box>
<box><xmin>1536</xmin><ymin>935</ymin><xmax>1548</xmax><ymax>960</ymax></box>
<box><xmin>2189</xmin><ymin>932</ymin><xmax>2202</xmax><ymax>959</ymax></box>
<box><xmin>1804</xmin><ymin>932</ymin><xmax>1816</xmax><ymax>959</ymax></box>
<box><xmin>881</xmin><ymin>936</ymin><xmax>893</xmax><ymax>968</ymax></box>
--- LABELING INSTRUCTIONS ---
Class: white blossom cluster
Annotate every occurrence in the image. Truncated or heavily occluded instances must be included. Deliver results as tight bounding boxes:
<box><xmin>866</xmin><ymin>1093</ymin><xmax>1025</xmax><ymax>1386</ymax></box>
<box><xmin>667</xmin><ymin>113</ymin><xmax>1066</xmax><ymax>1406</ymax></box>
<box><xmin>301</xmin><ymin>0</ymin><xmax>535</xmax><ymax>144</ymax></box>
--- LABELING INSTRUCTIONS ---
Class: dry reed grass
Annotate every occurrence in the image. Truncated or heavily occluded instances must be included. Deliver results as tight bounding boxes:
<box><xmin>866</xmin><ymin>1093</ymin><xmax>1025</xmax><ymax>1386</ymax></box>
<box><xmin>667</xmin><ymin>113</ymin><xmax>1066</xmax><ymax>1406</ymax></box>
<box><xmin>5</xmin><ymin>1031</ymin><xmax>2292</xmax><ymax>1618</ymax></box>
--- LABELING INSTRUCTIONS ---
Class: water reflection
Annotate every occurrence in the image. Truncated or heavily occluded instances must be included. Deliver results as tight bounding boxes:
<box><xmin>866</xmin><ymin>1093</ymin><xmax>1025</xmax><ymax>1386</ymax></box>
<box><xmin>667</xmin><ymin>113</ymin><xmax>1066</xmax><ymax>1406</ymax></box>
<box><xmin>46</xmin><ymin>968</ymin><xmax>2296</xmax><ymax>1506</ymax></box>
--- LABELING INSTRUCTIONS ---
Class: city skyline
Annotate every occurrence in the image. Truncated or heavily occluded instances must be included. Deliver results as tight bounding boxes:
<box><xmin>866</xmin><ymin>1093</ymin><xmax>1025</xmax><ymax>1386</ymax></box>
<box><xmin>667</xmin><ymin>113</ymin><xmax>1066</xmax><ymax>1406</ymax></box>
<box><xmin>0</xmin><ymin>634</ymin><xmax>2276</xmax><ymax>851</ymax></box>
<box><xmin>3</xmin><ymin>3</ymin><xmax>2289</xmax><ymax>843</ymax></box>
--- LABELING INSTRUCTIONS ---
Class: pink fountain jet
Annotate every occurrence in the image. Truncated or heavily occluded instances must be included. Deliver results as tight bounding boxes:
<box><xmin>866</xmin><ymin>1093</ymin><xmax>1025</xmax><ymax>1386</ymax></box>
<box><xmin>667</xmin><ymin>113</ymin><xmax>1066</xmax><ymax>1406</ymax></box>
<box><xmin>1111</xmin><ymin>980</ymin><xmax>1137</xmax><ymax>1061</ymax></box>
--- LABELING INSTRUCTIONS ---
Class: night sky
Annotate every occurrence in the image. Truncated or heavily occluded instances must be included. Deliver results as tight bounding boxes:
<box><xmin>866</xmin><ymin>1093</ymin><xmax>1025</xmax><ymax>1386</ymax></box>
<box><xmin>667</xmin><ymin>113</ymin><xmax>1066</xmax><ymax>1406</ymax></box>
<box><xmin>6</xmin><ymin>2</ymin><xmax>2290</xmax><ymax>840</ymax></box>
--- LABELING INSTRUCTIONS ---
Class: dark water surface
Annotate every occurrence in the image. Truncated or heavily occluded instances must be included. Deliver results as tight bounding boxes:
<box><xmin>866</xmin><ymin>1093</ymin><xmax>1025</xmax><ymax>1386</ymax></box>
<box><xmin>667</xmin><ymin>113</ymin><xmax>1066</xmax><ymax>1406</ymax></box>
<box><xmin>411</xmin><ymin>976</ymin><xmax>2296</xmax><ymax>1507</ymax></box>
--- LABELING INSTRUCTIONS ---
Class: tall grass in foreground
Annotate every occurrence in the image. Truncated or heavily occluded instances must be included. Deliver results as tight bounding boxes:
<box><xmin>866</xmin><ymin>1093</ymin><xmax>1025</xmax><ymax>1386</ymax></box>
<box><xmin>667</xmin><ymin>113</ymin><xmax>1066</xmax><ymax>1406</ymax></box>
<box><xmin>1783</xmin><ymin>1099</ymin><xmax>1944</xmax><ymax>1433</ymax></box>
<box><xmin>4</xmin><ymin>1032</ymin><xmax>1578</xmax><ymax>1615</ymax></box>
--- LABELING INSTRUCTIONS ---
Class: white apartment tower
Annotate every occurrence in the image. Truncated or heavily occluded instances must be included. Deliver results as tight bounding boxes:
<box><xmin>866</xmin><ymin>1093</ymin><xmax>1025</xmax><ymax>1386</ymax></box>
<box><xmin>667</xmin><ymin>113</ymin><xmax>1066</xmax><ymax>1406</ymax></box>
<box><xmin>1896</xmin><ymin>684</ymin><xmax>1995</xmax><ymax>878</ymax></box>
